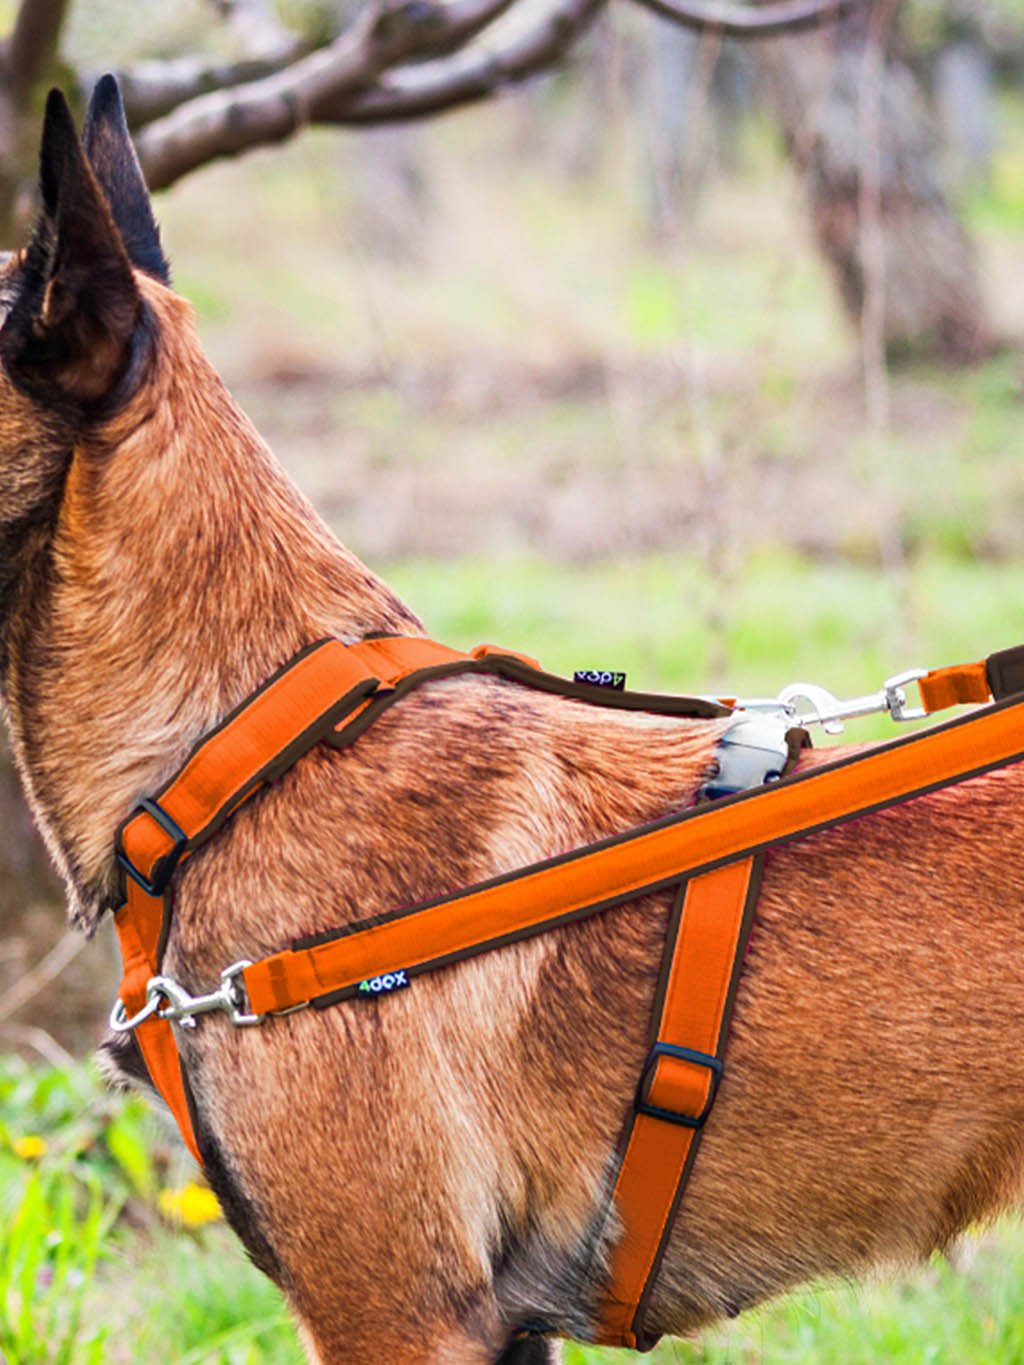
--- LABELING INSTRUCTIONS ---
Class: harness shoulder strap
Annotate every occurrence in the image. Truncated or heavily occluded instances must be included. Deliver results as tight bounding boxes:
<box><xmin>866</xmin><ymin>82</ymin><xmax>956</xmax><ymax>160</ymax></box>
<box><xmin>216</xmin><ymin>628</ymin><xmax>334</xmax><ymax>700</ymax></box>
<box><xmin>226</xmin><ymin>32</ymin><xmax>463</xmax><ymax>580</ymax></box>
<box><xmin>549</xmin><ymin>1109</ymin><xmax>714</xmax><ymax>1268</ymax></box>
<box><xmin>117</xmin><ymin>636</ymin><xmax>726</xmax><ymax>896</ymax></box>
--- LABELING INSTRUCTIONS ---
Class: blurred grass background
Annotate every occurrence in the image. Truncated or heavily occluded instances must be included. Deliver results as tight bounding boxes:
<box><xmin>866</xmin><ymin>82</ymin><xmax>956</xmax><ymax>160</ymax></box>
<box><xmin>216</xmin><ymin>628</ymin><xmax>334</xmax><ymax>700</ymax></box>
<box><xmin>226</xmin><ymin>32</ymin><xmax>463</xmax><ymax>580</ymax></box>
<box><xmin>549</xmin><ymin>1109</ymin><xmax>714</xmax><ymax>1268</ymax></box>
<box><xmin>5</xmin><ymin>3</ymin><xmax>1024</xmax><ymax>1359</ymax></box>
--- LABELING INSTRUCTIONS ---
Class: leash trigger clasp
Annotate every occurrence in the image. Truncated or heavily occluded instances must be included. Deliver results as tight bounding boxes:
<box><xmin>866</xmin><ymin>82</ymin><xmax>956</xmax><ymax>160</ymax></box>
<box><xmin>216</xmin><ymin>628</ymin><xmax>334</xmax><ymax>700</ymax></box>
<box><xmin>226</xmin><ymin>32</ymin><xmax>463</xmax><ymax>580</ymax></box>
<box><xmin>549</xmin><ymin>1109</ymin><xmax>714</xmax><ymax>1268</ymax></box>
<box><xmin>154</xmin><ymin>960</ymin><xmax>263</xmax><ymax>1029</ymax></box>
<box><xmin>109</xmin><ymin>961</ymin><xmax>263</xmax><ymax>1034</ymax></box>
<box><xmin>776</xmin><ymin>668</ymin><xmax>930</xmax><ymax>733</ymax></box>
<box><xmin>218</xmin><ymin>960</ymin><xmax>264</xmax><ymax>1026</ymax></box>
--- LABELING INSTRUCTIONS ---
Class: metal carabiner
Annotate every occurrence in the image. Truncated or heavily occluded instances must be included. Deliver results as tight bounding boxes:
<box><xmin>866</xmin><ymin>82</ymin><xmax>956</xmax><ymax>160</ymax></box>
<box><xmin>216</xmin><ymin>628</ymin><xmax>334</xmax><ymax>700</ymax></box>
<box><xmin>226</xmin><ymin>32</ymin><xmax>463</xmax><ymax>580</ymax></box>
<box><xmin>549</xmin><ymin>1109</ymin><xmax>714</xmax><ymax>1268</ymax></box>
<box><xmin>774</xmin><ymin>669</ymin><xmax>930</xmax><ymax>735</ymax></box>
<box><xmin>107</xmin><ymin>960</ymin><xmax>263</xmax><ymax>1034</ymax></box>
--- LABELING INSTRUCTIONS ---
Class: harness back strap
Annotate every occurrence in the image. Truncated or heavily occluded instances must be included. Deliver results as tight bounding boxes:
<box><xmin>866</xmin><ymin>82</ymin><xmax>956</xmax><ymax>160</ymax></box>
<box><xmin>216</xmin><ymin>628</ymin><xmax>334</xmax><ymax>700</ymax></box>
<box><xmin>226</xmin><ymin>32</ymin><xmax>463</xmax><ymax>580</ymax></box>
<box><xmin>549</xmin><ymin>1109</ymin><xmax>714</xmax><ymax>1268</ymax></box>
<box><xmin>598</xmin><ymin>857</ymin><xmax>761</xmax><ymax>1349</ymax></box>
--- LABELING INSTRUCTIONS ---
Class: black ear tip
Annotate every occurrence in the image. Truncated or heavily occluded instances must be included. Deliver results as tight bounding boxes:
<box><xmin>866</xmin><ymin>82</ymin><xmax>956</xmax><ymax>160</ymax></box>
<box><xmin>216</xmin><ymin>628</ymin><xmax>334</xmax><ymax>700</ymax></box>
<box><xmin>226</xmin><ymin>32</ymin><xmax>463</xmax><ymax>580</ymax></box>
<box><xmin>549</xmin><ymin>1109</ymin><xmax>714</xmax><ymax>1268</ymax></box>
<box><xmin>39</xmin><ymin>88</ymin><xmax>82</xmax><ymax>212</ymax></box>
<box><xmin>43</xmin><ymin>87</ymin><xmax>75</xmax><ymax>131</ymax></box>
<box><xmin>84</xmin><ymin>76</ymin><xmax>126</xmax><ymax>152</ymax></box>
<box><xmin>88</xmin><ymin>74</ymin><xmax>125</xmax><ymax>123</ymax></box>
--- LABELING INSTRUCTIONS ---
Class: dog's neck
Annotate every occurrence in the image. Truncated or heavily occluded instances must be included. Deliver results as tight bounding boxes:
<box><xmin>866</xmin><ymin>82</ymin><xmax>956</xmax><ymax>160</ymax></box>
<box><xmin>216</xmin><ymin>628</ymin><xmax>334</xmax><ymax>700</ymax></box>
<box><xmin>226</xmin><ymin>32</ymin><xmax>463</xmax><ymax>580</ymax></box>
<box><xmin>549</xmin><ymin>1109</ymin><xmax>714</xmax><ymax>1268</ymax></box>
<box><xmin>6</xmin><ymin>278</ymin><xmax>421</xmax><ymax>929</ymax></box>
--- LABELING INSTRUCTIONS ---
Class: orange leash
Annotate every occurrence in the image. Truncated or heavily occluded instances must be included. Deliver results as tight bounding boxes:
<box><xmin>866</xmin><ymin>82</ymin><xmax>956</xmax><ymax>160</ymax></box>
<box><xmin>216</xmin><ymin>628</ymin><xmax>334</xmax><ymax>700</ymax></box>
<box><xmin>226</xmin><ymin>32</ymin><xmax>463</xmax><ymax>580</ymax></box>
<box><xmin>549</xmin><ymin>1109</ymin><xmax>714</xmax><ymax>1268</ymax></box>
<box><xmin>107</xmin><ymin>635</ymin><xmax>1024</xmax><ymax>1350</ymax></box>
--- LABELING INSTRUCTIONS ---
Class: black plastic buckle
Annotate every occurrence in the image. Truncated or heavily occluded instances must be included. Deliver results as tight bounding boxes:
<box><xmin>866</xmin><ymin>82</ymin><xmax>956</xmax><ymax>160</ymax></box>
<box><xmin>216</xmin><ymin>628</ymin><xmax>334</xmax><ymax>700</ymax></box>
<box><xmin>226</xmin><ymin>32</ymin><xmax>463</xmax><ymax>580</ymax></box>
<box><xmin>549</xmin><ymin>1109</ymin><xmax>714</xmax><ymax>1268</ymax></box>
<box><xmin>117</xmin><ymin>797</ymin><xmax>188</xmax><ymax>897</ymax></box>
<box><xmin>635</xmin><ymin>1042</ymin><xmax>722</xmax><ymax>1129</ymax></box>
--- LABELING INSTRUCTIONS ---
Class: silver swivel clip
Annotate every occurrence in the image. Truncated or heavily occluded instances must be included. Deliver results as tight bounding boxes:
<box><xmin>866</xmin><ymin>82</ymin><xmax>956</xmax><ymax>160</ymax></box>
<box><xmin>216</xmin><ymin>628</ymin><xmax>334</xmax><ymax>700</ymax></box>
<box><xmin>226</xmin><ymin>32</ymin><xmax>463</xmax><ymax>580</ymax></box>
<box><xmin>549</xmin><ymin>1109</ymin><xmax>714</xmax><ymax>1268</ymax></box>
<box><xmin>109</xmin><ymin>960</ymin><xmax>263</xmax><ymax>1033</ymax></box>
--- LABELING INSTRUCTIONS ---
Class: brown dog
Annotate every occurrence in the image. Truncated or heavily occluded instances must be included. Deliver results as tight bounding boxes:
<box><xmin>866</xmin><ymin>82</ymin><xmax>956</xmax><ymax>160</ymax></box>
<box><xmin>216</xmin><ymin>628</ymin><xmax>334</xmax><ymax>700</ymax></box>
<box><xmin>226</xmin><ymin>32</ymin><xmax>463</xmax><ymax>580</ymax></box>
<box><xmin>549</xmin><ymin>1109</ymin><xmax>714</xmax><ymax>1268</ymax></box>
<box><xmin>2</xmin><ymin>81</ymin><xmax>1023</xmax><ymax>1363</ymax></box>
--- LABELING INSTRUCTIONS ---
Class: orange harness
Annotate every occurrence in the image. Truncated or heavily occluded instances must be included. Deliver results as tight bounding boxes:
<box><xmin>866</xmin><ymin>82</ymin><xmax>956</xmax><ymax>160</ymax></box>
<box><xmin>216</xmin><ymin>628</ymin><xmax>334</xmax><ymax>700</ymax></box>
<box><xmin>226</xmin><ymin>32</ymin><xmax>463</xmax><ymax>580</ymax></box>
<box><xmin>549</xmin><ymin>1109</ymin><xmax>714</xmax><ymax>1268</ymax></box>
<box><xmin>109</xmin><ymin>634</ymin><xmax>1024</xmax><ymax>1351</ymax></box>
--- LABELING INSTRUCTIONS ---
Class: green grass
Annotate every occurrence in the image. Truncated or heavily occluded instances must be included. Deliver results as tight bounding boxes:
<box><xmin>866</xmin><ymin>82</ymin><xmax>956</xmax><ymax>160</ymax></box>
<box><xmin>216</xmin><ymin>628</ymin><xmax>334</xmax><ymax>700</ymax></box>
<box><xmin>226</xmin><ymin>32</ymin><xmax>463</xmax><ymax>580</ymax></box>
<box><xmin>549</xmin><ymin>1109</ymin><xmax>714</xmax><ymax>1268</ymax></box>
<box><xmin>6</xmin><ymin>1061</ymin><xmax>1024</xmax><ymax>1364</ymax></box>
<box><xmin>386</xmin><ymin>549</ymin><xmax>1024</xmax><ymax>732</ymax></box>
<box><xmin>568</xmin><ymin>1223</ymin><xmax>1024</xmax><ymax>1363</ymax></box>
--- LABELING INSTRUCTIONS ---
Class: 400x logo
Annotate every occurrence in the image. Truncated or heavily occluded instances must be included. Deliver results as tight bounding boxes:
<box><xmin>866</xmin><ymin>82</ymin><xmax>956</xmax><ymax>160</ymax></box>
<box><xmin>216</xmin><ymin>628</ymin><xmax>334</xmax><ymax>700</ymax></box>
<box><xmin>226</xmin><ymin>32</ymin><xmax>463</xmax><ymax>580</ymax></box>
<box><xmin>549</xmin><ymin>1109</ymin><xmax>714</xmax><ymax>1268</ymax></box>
<box><xmin>357</xmin><ymin>969</ymin><xmax>410</xmax><ymax>997</ymax></box>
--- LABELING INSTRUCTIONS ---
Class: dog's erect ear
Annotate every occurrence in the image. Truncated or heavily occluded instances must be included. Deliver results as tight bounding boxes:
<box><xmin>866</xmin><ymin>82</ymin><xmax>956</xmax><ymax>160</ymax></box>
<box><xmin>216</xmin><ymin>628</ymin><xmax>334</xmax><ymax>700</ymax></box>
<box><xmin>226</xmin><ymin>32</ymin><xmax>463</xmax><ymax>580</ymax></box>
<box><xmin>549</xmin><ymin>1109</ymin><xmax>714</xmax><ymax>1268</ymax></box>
<box><xmin>83</xmin><ymin>74</ymin><xmax>169</xmax><ymax>285</ymax></box>
<box><xmin>1</xmin><ymin>88</ymin><xmax>142</xmax><ymax>406</ymax></box>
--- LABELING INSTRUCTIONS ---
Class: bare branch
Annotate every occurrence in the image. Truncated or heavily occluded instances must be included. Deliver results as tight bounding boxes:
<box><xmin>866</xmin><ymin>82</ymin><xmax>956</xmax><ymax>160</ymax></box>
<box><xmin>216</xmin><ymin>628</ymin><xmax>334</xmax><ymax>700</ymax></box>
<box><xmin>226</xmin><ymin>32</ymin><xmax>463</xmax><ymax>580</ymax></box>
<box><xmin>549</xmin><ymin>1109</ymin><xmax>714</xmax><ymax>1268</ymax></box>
<box><xmin>333</xmin><ymin>0</ymin><xmax>603</xmax><ymax>124</ymax></box>
<box><xmin>97</xmin><ymin>50</ymin><xmax>305</xmax><ymax>129</ymax></box>
<box><xmin>7</xmin><ymin>0</ymin><xmax>71</xmax><ymax>102</ymax></box>
<box><xmin>628</xmin><ymin>0</ymin><xmax>864</xmax><ymax>39</ymax></box>
<box><xmin>0</xmin><ymin>1023</ymin><xmax>75</xmax><ymax>1068</ymax></box>
<box><xmin>134</xmin><ymin>0</ymin><xmax>866</xmax><ymax>190</ymax></box>
<box><xmin>136</xmin><ymin>0</ymin><xmax>519</xmax><ymax>191</ymax></box>
<box><xmin>0</xmin><ymin>929</ymin><xmax>85</xmax><ymax>1027</ymax></box>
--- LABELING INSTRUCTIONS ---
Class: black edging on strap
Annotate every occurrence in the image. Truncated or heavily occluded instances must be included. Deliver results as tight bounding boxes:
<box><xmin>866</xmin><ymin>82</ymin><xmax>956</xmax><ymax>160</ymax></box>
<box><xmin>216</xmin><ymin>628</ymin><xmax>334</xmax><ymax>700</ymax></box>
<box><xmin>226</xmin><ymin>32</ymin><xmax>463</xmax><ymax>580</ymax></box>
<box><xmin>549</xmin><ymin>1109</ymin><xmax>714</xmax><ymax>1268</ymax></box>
<box><xmin>323</xmin><ymin>651</ymin><xmax>730</xmax><ymax>756</ymax></box>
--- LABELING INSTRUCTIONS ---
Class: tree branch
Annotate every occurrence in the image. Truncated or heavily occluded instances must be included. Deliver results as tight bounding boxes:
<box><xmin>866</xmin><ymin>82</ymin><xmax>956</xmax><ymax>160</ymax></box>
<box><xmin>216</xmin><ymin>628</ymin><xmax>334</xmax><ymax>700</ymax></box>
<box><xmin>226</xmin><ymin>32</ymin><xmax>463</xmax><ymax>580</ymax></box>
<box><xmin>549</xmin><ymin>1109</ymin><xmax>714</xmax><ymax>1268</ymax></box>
<box><xmin>136</xmin><ymin>0</ymin><xmax>520</xmax><ymax>191</ymax></box>
<box><xmin>332</xmin><ymin>0</ymin><xmax>603</xmax><ymax>124</ymax></box>
<box><xmin>7</xmin><ymin>0</ymin><xmax>71</xmax><ymax>102</ymax></box>
<box><xmin>134</xmin><ymin>0</ymin><xmax>867</xmax><ymax>190</ymax></box>
<box><xmin>95</xmin><ymin>49</ymin><xmax>306</xmax><ymax>129</ymax></box>
<box><xmin>628</xmin><ymin>0</ymin><xmax>863</xmax><ymax>38</ymax></box>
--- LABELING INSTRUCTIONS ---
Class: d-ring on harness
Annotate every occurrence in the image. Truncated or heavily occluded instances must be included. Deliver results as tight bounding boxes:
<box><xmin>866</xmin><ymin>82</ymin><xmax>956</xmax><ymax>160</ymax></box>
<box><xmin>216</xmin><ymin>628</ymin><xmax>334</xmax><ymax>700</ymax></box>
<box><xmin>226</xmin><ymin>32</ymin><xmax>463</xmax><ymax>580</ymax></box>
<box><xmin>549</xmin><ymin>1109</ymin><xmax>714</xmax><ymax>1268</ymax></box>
<box><xmin>109</xmin><ymin>634</ymin><xmax>1024</xmax><ymax>1351</ymax></box>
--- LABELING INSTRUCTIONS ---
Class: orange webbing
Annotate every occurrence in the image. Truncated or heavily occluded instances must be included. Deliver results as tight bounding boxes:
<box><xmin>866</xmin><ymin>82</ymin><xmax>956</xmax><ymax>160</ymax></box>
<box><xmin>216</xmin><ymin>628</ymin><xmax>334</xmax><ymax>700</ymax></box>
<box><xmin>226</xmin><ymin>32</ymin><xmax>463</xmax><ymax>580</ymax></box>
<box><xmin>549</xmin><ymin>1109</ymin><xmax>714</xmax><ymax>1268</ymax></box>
<box><xmin>119</xmin><ymin>637</ymin><xmax>474</xmax><ymax>884</ymax></box>
<box><xmin>114</xmin><ymin>881</ymin><xmax>202</xmax><ymax>1163</ymax></box>
<box><xmin>918</xmin><ymin>660</ymin><xmax>990</xmax><ymax>713</ymax></box>
<box><xmin>243</xmin><ymin>688</ymin><xmax>1024</xmax><ymax>1017</ymax></box>
<box><xmin>597</xmin><ymin>860</ymin><xmax>756</xmax><ymax>1348</ymax></box>
<box><xmin>113</xmin><ymin>635</ymin><xmax>538</xmax><ymax>1165</ymax></box>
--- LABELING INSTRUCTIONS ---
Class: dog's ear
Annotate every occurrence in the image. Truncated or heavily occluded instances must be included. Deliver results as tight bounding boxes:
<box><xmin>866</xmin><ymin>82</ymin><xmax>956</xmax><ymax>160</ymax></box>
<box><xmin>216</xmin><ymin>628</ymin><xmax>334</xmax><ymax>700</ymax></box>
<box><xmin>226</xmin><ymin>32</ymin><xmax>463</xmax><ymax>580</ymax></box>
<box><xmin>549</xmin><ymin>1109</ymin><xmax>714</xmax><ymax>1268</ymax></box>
<box><xmin>0</xmin><ymin>88</ymin><xmax>142</xmax><ymax>407</ymax></box>
<box><xmin>83</xmin><ymin>74</ymin><xmax>169</xmax><ymax>285</ymax></box>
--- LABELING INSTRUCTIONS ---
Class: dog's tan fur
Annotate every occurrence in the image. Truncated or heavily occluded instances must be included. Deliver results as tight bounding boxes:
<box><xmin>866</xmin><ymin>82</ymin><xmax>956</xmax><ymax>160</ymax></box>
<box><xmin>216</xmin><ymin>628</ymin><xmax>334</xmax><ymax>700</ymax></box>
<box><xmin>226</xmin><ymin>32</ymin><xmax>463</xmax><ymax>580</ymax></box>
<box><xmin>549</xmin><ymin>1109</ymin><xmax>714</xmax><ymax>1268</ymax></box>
<box><xmin>2</xmin><ymin>85</ymin><xmax>1023</xmax><ymax>1363</ymax></box>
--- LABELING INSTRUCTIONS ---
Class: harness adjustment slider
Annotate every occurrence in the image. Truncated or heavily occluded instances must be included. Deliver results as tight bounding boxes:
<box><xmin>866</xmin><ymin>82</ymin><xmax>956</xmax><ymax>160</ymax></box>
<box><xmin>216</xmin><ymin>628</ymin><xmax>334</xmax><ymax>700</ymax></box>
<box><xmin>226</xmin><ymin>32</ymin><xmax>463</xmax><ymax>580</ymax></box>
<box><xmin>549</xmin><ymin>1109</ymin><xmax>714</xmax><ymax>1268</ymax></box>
<box><xmin>118</xmin><ymin>797</ymin><xmax>188</xmax><ymax>897</ymax></box>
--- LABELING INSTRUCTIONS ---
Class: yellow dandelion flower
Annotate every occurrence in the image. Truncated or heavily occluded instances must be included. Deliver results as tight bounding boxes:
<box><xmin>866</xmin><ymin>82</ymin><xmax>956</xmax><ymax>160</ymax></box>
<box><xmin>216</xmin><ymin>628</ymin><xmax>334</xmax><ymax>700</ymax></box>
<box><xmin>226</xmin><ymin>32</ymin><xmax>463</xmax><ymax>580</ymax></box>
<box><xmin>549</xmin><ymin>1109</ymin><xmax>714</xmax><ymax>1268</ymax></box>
<box><xmin>158</xmin><ymin>1181</ymin><xmax>222</xmax><ymax>1227</ymax></box>
<box><xmin>12</xmin><ymin>1134</ymin><xmax>47</xmax><ymax>1160</ymax></box>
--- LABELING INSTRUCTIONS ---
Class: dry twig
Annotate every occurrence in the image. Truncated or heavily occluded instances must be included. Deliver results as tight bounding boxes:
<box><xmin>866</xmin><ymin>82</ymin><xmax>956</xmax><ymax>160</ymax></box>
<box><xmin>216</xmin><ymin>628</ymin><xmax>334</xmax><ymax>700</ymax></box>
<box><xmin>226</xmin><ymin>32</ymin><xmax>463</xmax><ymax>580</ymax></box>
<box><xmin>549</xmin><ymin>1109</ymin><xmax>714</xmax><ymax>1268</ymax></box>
<box><xmin>0</xmin><ymin>929</ymin><xmax>86</xmax><ymax>1027</ymax></box>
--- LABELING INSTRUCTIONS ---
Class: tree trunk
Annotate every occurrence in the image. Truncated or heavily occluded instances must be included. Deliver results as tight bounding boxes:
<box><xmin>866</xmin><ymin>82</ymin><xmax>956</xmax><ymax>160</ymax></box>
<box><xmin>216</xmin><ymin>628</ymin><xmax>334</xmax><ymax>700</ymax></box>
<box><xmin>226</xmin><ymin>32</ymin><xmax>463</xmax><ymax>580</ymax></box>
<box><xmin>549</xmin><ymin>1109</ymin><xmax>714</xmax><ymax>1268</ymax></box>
<box><xmin>0</xmin><ymin>747</ymin><xmax>61</xmax><ymax>917</ymax></box>
<box><xmin>758</xmin><ymin>8</ymin><xmax>990</xmax><ymax>364</ymax></box>
<box><xmin>0</xmin><ymin>743</ymin><xmax>120</xmax><ymax>1059</ymax></box>
<box><xmin>934</xmin><ymin>40</ymin><xmax>995</xmax><ymax>187</ymax></box>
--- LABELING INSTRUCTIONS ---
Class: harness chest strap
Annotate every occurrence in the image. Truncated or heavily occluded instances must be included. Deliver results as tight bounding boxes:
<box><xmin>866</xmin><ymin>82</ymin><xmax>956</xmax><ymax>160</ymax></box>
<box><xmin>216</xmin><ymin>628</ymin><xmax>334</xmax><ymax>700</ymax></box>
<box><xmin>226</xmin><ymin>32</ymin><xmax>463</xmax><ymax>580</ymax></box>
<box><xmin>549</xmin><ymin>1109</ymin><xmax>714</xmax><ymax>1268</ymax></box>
<box><xmin>112</xmin><ymin>636</ymin><xmax>1024</xmax><ymax>1351</ymax></box>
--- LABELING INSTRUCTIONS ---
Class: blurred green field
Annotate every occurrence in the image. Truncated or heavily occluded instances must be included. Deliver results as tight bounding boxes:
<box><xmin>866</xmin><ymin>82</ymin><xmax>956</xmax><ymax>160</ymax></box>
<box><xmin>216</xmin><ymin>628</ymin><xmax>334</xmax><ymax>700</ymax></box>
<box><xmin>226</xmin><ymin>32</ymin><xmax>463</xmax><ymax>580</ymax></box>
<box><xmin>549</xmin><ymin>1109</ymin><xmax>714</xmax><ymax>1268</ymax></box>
<box><xmin>387</xmin><ymin>550</ymin><xmax>1024</xmax><ymax>710</ymax></box>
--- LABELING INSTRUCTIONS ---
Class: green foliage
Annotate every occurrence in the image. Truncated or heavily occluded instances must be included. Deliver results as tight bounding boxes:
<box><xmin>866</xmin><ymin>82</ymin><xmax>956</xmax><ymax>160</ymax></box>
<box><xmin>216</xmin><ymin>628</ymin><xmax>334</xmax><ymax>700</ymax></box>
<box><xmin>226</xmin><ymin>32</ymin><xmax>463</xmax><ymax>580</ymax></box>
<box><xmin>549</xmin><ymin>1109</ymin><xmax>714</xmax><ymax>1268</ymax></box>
<box><xmin>0</xmin><ymin>1168</ymin><xmax>113</xmax><ymax>1365</ymax></box>
<box><xmin>117</xmin><ymin>1230</ymin><xmax>304</xmax><ymax>1365</ymax></box>
<box><xmin>385</xmin><ymin>549</ymin><xmax>1024</xmax><ymax>725</ymax></box>
<box><xmin>6</xmin><ymin>1058</ymin><xmax>1024</xmax><ymax>1364</ymax></box>
<box><xmin>0</xmin><ymin>1056</ymin><xmax>157</xmax><ymax>1211</ymax></box>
